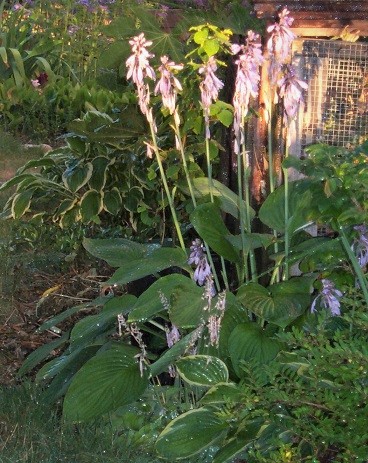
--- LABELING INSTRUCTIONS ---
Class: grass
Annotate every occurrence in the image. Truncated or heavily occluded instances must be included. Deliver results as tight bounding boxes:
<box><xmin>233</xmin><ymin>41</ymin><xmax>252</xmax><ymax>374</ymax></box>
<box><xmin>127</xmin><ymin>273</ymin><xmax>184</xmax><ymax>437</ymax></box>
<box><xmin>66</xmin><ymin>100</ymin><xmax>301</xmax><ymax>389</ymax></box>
<box><xmin>0</xmin><ymin>383</ymin><xmax>161</xmax><ymax>463</ymax></box>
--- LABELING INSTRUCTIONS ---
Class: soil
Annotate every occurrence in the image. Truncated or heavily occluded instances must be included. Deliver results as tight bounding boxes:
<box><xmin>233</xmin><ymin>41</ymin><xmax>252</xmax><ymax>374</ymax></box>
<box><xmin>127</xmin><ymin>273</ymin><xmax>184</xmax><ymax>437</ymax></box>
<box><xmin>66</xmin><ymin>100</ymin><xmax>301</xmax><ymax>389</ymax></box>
<box><xmin>0</xmin><ymin>255</ymin><xmax>113</xmax><ymax>385</ymax></box>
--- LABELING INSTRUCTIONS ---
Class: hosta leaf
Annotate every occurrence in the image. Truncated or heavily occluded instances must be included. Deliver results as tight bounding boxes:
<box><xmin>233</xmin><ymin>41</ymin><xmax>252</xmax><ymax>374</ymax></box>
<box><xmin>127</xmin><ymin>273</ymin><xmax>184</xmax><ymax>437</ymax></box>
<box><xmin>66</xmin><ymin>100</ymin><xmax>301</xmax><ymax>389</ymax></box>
<box><xmin>107</xmin><ymin>247</ymin><xmax>189</xmax><ymax>286</ymax></box>
<box><xmin>103</xmin><ymin>187</ymin><xmax>122</xmax><ymax>215</ymax></box>
<box><xmin>63</xmin><ymin>345</ymin><xmax>149</xmax><ymax>422</ymax></box>
<box><xmin>156</xmin><ymin>407</ymin><xmax>226</xmax><ymax>459</ymax></box>
<box><xmin>69</xmin><ymin>295</ymin><xmax>137</xmax><ymax>349</ymax></box>
<box><xmin>200</xmin><ymin>382</ymin><xmax>242</xmax><ymax>405</ymax></box>
<box><xmin>17</xmin><ymin>331</ymin><xmax>69</xmax><ymax>377</ymax></box>
<box><xmin>38</xmin><ymin>344</ymin><xmax>102</xmax><ymax>404</ymax></box>
<box><xmin>128</xmin><ymin>274</ymin><xmax>198</xmax><ymax>323</ymax></box>
<box><xmin>168</xmin><ymin>282</ymin><xmax>204</xmax><ymax>328</ymax></box>
<box><xmin>228</xmin><ymin>323</ymin><xmax>282</xmax><ymax>377</ymax></box>
<box><xmin>11</xmin><ymin>189</ymin><xmax>33</xmax><ymax>218</ymax></box>
<box><xmin>88</xmin><ymin>156</ymin><xmax>110</xmax><ymax>191</ymax></box>
<box><xmin>80</xmin><ymin>189</ymin><xmax>103</xmax><ymax>222</ymax></box>
<box><xmin>62</xmin><ymin>162</ymin><xmax>93</xmax><ymax>192</ymax></box>
<box><xmin>236</xmin><ymin>276</ymin><xmax>316</xmax><ymax>328</ymax></box>
<box><xmin>259</xmin><ymin>182</ymin><xmax>312</xmax><ymax>234</ymax></box>
<box><xmin>176</xmin><ymin>355</ymin><xmax>229</xmax><ymax>386</ymax></box>
<box><xmin>82</xmin><ymin>237</ymin><xmax>159</xmax><ymax>267</ymax></box>
<box><xmin>187</xmin><ymin>177</ymin><xmax>254</xmax><ymax>220</ymax></box>
<box><xmin>190</xmin><ymin>203</ymin><xmax>240</xmax><ymax>263</ymax></box>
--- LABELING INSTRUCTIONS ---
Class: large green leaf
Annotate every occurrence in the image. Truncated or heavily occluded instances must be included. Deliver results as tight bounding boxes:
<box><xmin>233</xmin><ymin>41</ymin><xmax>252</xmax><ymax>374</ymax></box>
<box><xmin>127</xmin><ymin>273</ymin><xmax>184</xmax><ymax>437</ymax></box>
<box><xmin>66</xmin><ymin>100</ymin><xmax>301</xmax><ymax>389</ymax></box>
<box><xmin>187</xmin><ymin>177</ymin><xmax>254</xmax><ymax>220</ymax></box>
<box><xmin>156</xmin><ymin>407</ymin><xmax>226</xmax><ymax>459</ymax></box>
<box><xmin>103</xmin><ymin>187</ymin><xmax>122</xmax><ymax>215</ymax></box>
<box><xmin>259</xmin><ymin>182</ymin><xmax>312</xmax><ymax>234</ymax></box>
<box><xmin>168</xmin><ymin>282</ymin><xmax>205</xmax><ymax>328</ymax></box>
<box><xmin>80</xmin><ymin>189</ymin><xmax>103</xmax><ymax>222</ymax></box>
<box><xmin>63</xmin><ymin>345</ymin><xmax>149</xmax><ymax>422</ymax></box>
<box><xmin>83</xmin><ymin>237</ymin><xmax>158</xmax><ymax>267</ymax></box>
<box><xmin>236</xmin><ymin>276</ymin><xmax>316</xmax><ymax>328</ymax></box>
<box><xmin>11</xmin><ymin>189</ymin><xmax>33</xmax><ymax>218</ymax></box>
<box><xmin>17</xmin><ymin>331</ymin><xmax>69</xmax><ymax>377</ymax></box>
<box><xmin>176</xmin><ymin>355</ymin><xmax>229</xmax><ymax>386</ymax></box>
<box><xmin>38</xmin><ymin>344</ymin><xmax>102</xmax><ymax>404</ymax></box>
<box><xmin>200</xmin><ymin>383</ymin><xmax>242</xmax><ymax>405</ymax></box>
<box><xmin>228</xmin><ymin>323</ymin><xmax>282</xmax><ymax>377</ymax></box>
<box><xmin>107</xmin><ymin>247</ymin><xmax>189</xmax><ymax>285</ymax></box>
<box><xmin>62</xmin><ymin>161</ymin><xmax>93</xmax><ymax>193</ymax></box>
<box><xmin>69</xmin><ymin>295</ymin><xmax>137</xmax><ymax>349</ymax></box>
<box><xmin>190</xmin><ymin>203</ymin><xmax>240</xmax><ymax>263</ymax></box>
<box><xmin>88</xmin><ymin>156</ymin><xmax>111</xmax><ymax>191</ymax></box>
<box><xmin>128</xmin><ymin>274</ymin><xmax>198</xmax><ymax>323</ymax></box>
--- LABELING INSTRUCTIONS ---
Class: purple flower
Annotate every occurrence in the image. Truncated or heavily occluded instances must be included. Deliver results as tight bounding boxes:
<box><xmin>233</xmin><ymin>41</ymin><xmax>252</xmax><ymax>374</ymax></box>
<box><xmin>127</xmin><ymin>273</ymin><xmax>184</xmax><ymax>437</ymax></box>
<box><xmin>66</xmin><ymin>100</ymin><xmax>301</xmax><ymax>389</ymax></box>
<box><xmin>126</xmin><ymin>33</ymin><xmax>156</xmax><ymax>118</ymax></box>
<box><xmin>166</xmin><ymin>324</ymin><xmax>180</xmax><ymax>348</ymax></box>
<box><xmin>267</xmin><ymin>7</ymin><xmax>297</xmax><ymax>82</ymax></box>
<box><xmin>198</xmin><ymin>56</ymin><xmax>224</xmax><ymax>138</ymax></box>
<box><xmin>311</xmin><ymin>279</ymin><xmax>343</xmax><ymax>317</ymax></box>
<box><xmin>154</xmin><ymin>56</ymin><xmax>183</xmax><ymax>115</ymax></box>
<box><xmin>188</xmin><ymin>239</ymin><xmax>212</xmax><ymax>286</ymax></box>
<box><xmin>352</xmin><ymin>225</ymin><xmax>368</xmax><ymax>268</ymax></box>
<box><xmin>277</xmin><ymin>65</ymin><xmax>308</xmax><ymax>121</ymax></box>
<box><xmin>232</xmin><ymin>31</ymin><xmax>264</xmax><ymax>153</ymax></box>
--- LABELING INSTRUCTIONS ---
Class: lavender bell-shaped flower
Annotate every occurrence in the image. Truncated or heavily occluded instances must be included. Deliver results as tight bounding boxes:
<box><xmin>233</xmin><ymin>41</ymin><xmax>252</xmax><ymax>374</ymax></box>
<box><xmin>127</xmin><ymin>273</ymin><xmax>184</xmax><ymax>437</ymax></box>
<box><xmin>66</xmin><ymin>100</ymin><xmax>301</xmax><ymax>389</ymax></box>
<box><xmin>198</xmin><ymin>56</ymin><xmax>224</xmax><ymax>138</ymax></box>
<box><xmin>277</xmin><ymin>65</ymin><xmax>308</xmax><ymax>122</ymax></box>
<box><xmin>126</xmin><ymin>33</ymin><xmax>156</xmax><ymax>119</ymax></box>
<box><xmin>188</xmin><ymin>239</ymin><xmax>212</xmax><ymax>286</ymax></box>
<box><xmin>231</xmin><ymin>31</ymin><xmax>264</xmax><ymax>154</ymax></box>
<box><xmin>155</xmin><ymin>56</ymin><xmax>183</xmax><ymax>115</ymax></box>
<box><xmin>311</xmin><ymin>279</ymin><xmax>343</xmax><ymax>317</ymax></box>
<box><xmin>352</xmin><ymin>224</ymin><xmax>368</xmax><ymax>269</ymax></box>
<box><xmin>267</xmin><ymin>7</ymin><xmax>297</xmax><ymax>83</ymax></box>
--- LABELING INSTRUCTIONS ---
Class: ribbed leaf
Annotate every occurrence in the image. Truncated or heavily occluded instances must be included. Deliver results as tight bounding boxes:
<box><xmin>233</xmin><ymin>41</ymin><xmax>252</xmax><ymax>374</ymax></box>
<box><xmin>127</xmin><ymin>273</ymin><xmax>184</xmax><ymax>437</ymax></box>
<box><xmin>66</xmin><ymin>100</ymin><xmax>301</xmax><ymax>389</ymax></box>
<box><xmin>83</xmin><ymin>237</ymin><xmax>158</xmax><ymax>267</ymax></box>
<box><xmin>11</xmin><ymin>189</ymin><xmax>33</xmax><ymax>218</ymax></box>
<box><xmin>228</xmin><ymin>323</ymin><xmax>282</xmax><ymax>377</ymax></box>
<box><xmin>62</xmin><ymin>162</ymin><xmax>93</xmax><ymax>192</ymax></box>
<box><xmin>236</xmin><ymin>276</ymin><xmax>316</xmax><ymax>328</ymax></box>
<box><xmin>128</xmin><ymin>274</ymin><xmax>198</xmax><ymax>323</ymax></box>
<box><xmin>156</xmin><ymin>407</ymin><xmax>226</xmax><ymax>459</ymax></box>
<box><xmin>88</xmin><ymin>156</ymin><xmax>110</xmax><ymax>191</ymax></box>
<box><xmin>103</xmin><ymin>187</ymin><xmax>122</xmax><ymax>215</ymax></box>
<box><xmin>190</xmin><ymin>203</ymin><xmax>240</xmax><ymax>263</ymax></box>
<box><xmin>80</xmin><ymin>189</ymin><xmax>102</xmax><ymax>222</ymax></box>
<box><xmin>107</xmin><ymin>247</ymin><xmax>188</xmax><ymax>285</ymax></box>
<box><xmin>200</xmin><ymin>382</ymin><xmax>242</xmax><ymax>405</ymax></box>
<box><xmin>63</xmin><ymin>345</ymin><xmax>149</xmax><ymax>422</ymax></box>
<box><xmin>176</xmin><ymin>355</ymin><xmax>229</xmax><ymax>386</ymax></box>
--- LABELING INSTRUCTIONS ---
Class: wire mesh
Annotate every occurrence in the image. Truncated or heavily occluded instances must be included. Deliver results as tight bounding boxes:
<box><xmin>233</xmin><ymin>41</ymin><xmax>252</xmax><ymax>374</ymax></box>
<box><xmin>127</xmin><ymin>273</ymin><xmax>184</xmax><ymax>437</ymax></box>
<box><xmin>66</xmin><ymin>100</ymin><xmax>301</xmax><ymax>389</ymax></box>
<box><xmin>301</xmin><ymin>40</ymin><xmax>368</xmax><ymax>147</ymax></box>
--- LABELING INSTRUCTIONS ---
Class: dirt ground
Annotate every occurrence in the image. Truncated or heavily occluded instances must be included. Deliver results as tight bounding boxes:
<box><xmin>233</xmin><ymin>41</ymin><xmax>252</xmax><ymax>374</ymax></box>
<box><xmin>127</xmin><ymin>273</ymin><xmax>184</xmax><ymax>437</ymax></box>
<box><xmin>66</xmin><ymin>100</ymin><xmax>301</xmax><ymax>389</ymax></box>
<box><xmin>0</xmin><ymin>254</ymin><xmax>113</xmax><ymax>385</ymax></box>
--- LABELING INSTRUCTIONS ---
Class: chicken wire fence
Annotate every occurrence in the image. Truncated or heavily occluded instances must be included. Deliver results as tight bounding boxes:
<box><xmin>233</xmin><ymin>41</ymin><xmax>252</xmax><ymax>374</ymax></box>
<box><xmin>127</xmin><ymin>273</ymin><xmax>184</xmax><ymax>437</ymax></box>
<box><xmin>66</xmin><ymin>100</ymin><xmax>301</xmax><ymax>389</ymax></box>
<box><xmin>300</xmin><ymin>39</ymin><xmax>368</xmax><ymax>147</ymax></box>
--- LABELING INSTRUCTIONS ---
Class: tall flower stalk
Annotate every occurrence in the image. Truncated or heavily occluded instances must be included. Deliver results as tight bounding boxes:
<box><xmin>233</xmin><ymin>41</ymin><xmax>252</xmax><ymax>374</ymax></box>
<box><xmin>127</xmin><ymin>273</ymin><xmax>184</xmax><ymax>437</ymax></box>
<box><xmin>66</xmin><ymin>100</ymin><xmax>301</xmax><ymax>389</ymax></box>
<box><xmin>198</xmin><ymin>55</ymin><xmax>229</xmax><ymax>289</ymax></box>
<box><xmin>277</xmin><ymin>65</ymin><xmax>308</xmax><ymax>279</ymax></box>
<box><xmin>126</xmin><ymin>34</ymin><xmax>185</xmax><ymax>252</ymax></box>
<box><xmin>232</xmin><ymin>31</ymin><xmax>264</xmax><ymax>283</ymax></box>
<box><xmin>155</xmin><ymin>54</ymin><xmax>221</xmax><ymax>290</ymax></box>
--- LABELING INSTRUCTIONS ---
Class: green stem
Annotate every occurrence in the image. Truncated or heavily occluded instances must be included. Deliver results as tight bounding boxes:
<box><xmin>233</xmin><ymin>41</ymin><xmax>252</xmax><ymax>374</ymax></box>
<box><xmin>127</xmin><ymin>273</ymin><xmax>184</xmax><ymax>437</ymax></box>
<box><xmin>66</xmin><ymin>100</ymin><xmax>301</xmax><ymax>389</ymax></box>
<box><xmin>204</xmin><ymin>120</ymin><xmax>229</xmax><ymax>290</ymax></box>
<box><xmin>339</xmin><ymin>227</ymin><xmax>368</xmax><ymax>306</ymax></box>
<box><xmin>267</xmin><ymin>105</ymin><xmax>280</xmax><ymax>283</ymax></box>
<box><xmin>237</xmin><ymin>149</ymin><xmax>247</xmax><ymax>284</ymax></box>
<box><xmin>173</xmin><ymin>114</ymin><xmax>221</xmax><ymax>291</ymax></box>
<box><xmin>283</xmin><ymin>137</ymin><xmax>290</xmax><ymax>281</ymax></box>
<box><xmin>149</xmin><ymin>123</ymin><xmax>186</xmax><ymax>253</ymax></box>
<box><xmin>242</xmin><ymin>146</ymin><xmax>257</xmax><ymax>282</ymax></box>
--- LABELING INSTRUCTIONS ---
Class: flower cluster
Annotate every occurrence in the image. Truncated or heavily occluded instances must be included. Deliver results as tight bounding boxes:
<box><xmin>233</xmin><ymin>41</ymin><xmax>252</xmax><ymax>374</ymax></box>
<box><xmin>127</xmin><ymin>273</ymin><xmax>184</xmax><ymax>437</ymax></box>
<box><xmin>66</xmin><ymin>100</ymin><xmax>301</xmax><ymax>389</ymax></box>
<box><xmin>198</xmin><ymin>56</ymin><xmax>224</xmax><ymax>138</ymax></box>
<box><xmin>231</xmin><ymin>31</ymin><xmax>264</xmax><ymax>153</ymax></box>
<box><xmin>277</xmin><ymin>65</ymin><xmax>308</xmax><ymax>121</ymax></box>
<box><xmin>155</xmin><ymin>56</ymin><xmax>183</xmax><ymax>115</ymax></box>
<box><xmin>126</xmin><ymin>33</ymin><xmax>156</xmax><ymax>121</ymax></box>
<box><xmin>207</xmin><ymin>291</ymin><xmax>226</xmax><ymax>347</ymax></box>
<box><xmin>267</xmin><ymin>7</ymin><xmax>296</xmax><ymax>81</ymax></box>
<box><xmin>352</xmin><ymin>224</ymin><xmax>368</xmax><ymax>269</ymax></box>
<box><xmin>117</xmin><ymin>315</ymin><xmax>148</xmax><ymax>376</ymax></box>
<box><xmin>188</xmin><ymin>239</ymin><xmax>212</xmax><ymax>286</ymax></box>
<box><xmin>311</xmin><ymin>279</ymin><xmax>343</xmax><ymax>317</ymax></box>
